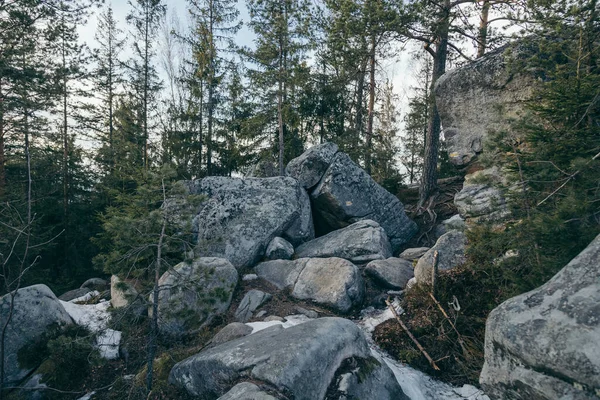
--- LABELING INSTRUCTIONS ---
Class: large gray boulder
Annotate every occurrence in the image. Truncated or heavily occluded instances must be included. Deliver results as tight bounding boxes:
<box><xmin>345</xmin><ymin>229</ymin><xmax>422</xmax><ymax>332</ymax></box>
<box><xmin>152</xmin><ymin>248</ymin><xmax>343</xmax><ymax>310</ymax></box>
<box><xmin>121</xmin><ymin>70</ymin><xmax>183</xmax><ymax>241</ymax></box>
<box><xmin>436</xmin><ymin>42</ymin><xmax>537</xmax><ymax>166</ymax></box>
<box><xmin>414</xmin><ymin>230</ymin><xmax>467</xmax><ymax>285</ymax></box>
<box><xmin>0</xmin><ymin>285</ymin><xmax>74</xmax><ymax>385</ymax></box>
<box><xmin>285</xmin><ymin>142</ymin><xmax>339</xmax><ymax>189</ymax></box>
<box><xmin>154</xmin><ymin>257</ymin><xmax>238</xmax><ymax>337</ymax></box>
<box><xmin>169</xmin><ymin>317</ymin><xmax>406</xmax><ymax>400</ymax></box>
<box><xmin>365</xmin><ymin>257</ymin><xmax>415</xmax><ymax>290</ymax></box>
<box><xmin>310</xmin><ymin>152</ymin><xmax>417</xmax><ymax>251</ymax></box>
<box><xmin>217</xmin><ymin>382</ymin><xmax>280</xmax><ymax>400</ymax></box>
<box><xmin>255</xmin><ymin>258</ymin><xmax>364</xmax><ymax>313</ymax></box>
<box><xmin>295</xmin><ymin>220</ymin><xmax>392</xmax><ymax>264</ymax></box>
<box><xmin>292</xmin><ymin>258</ymin><xmax>364</xmax><ymax>313</ymax></box>
<box><xmin>480</xmin><ymin>234</ymin><xmax>600</xmax><ymax>400</ymax></box>
<box><xmin>186</xmin><ymin>176</ymin><xmax>314</xmax><ymax>269</ymax></box>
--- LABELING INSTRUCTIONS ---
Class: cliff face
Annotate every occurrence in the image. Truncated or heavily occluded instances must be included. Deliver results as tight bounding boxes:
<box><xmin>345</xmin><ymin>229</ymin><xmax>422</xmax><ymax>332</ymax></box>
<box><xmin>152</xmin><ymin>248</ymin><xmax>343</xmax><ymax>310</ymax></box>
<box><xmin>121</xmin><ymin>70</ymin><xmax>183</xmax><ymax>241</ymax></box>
<box><xmin>435</xmin><ymin>42</ymin><xmax>538</xmax><ymax>166</ymax></box>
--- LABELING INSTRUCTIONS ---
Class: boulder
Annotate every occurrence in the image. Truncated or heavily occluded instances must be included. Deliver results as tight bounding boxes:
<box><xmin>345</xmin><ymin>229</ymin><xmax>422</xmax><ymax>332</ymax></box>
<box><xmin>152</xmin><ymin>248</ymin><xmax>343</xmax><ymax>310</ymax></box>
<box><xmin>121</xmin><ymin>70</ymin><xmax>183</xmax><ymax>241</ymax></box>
<box><xmin>365</xmin><ymin>258</ymin><xmax>414</xmax><ymax>290</ymax></box>
<box><xmin>154</xmin><ymin>257</ymin><xmax>238</xmax><ymax>337</ymax></box>
<box><xmin>186</xmin><ymin>176</ymin><xmax>314</xmax><ymax>269</ymax></box>
<box><xmin>414</xmin><ymin>231</ymin><xmax>467</xmax><ymax>285</ymax></box>
<box><xmin>58</xmin><ymin>287</ymin><xmax>92</xmax><ymax>302</ymax></box>
<box><xmin>217</xmin><ymin>382</ymin><xmax>280</xmax><ymax>400</ymax></box>
<box><xmin>454</xmin><ymin>168</ymin><xmax>509</xmax><ymax>220</ymax></box>
<box><xmin>265</xmin><ymin>237</ymin><xmax>294</xmax><ymax>260</ymax></box>
<box><xmin>256</xmin><ymin>258</ymin><xmax>364</xmax><ymax>313</ymax></box>
<box><xmin>80</xmin><ymin>277</ymin><xmax>109</xmax><ymax>291</ymax></box>
<box><xmin>436</xmin><ymin>42</ymin><xmax>537</xmax><ymax>166</ymax></box>
<box><xmin>234</xmin><ymin>290</ymin><xmax>272</xmax><ymax>322</ymax></box>
<box><xmin>480</xmin><ymin>233</ymin><xmax>600</xmax><ymax>400</ymax></box>
<box><xmin>0</xmin><ymin>285</ymin><xmax>73</xmax><ymax>385</ymax></box>
<box><xmin>285</xmin><ymin>142</ymin><xmax>339</xmax><ymax>189</ymax></box>
<box><xmin>209</xmin><ymin>323</ymin><xmax>253</xmax><ymax>347</ymax></box>
<box><xmin>295</xmin><ymin>220</ymin><xmax>392</xmax><ymax>264</ymax></box>
<box><xmin>110</xmin><ymin>275</ymin><xmax>144</xmax><ymax>315</ymax></box>
<box><xmin>169</xmin><ymin>317</ymin><xmax>406</xmax><ymax>400</ymax></box>
<box><xmin>399</xmin><ymin>247</ymin><xmax>430</xmax><ymax>261</ymax></box>
<box><xmin>310</xmin><ymin>152</ymin><xmax>417</xmax><ymax>250</ymax></box>
<box><xmin>255</xmin><ymin>259</ymin><xmax>309</xmax><ymax>290</ymax></box>
<box><xmin>292</xmin><ymin>258</ymin><xmax>364</xmax><ymax>313</ymax></box>
<box><xmin>442</xmin><ymin>214</ymin><xmax>466</xmax><ymax>231</ymax></box>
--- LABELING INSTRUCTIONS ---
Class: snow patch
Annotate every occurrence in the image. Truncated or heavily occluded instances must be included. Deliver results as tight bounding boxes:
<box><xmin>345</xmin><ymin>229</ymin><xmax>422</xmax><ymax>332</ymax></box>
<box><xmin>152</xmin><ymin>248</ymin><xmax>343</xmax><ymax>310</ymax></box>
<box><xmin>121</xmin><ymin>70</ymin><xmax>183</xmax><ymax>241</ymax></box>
<box><xmin>59</xmin><ymin>300</ymin><xmax>121</xmax><ymax>359</ymax></box>
<box><xmin>70</xmin><ymin>290</ymin><xmax>101</xmax><ymax>303</ymax></box>
<box><xmin>246</xmin><ymin>314</ymin><xmax>310</xmax><ymax>334</ymax></box>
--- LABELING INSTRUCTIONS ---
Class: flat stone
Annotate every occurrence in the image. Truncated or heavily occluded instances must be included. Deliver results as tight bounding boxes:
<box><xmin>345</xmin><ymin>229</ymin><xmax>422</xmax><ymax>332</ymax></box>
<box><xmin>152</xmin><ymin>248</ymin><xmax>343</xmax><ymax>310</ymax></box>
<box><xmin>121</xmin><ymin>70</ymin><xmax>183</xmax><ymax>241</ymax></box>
<box><xmin>295</xmin><ymin>220</ymin><xmax>392</xmax><ymax>264</ymax></box>
<box><xmin>209</xmin><ymin>323</ymin><xmax>253</xmax><ymax>347</ymax></box>
<box><xmin>399</xmin><ymin>247</ymin><xmax>430</xmax><ymax>261</ymax></box>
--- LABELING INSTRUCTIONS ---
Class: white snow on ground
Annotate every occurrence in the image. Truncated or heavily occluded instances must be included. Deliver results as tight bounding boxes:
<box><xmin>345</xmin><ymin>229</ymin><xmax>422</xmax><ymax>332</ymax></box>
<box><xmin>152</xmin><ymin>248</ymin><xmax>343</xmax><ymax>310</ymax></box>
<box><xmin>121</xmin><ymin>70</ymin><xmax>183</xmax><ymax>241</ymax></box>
<box><xmin>70</xmin><ymin>290</ymin><xmax>101</xmax><ymax>303</ymax></box>
<box><xmin>76</xmin><ymin>391</ymin><xmax>96</xmax><ymax>400</ymax></box>
<box><xmin>59</xmin><ymin>299</ymin><xmax>121</xmax><ymax>359</ymax></box>
<box><xmin>246</xmin><ymin>314</ymin><xmax>310</xmax><ymax>334</ymax></box>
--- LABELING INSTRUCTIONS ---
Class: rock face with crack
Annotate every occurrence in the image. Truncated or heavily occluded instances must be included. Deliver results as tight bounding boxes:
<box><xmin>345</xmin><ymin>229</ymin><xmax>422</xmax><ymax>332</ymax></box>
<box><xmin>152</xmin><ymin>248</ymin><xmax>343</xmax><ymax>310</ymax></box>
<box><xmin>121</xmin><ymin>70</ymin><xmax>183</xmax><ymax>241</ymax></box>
<box><xmin>480</xmin><ymin>233</ymin><xmax>600</xmax><ymax>400</ymax></box>
<box><xmin>285</xmin><ymin>142</ymin><xmax>339</xmax><ymax>189</ymax></box>
<box><xmin>436</xmin><ymin>42</ymin><xmax>538</xmax><ymax>166</ymax></box>
<box><xmin>295</xmin><ymin>220</ymin><xmax>392</xmax><ymax>264</ymax></box>
<box><xmin>414</xmin><ymin>231</ymin><xmax>467</xmax><ymax>285</ymax></box>
<box><xmin>184</xmin><ymin>176</ymin><xmax>314</xmax><ymax>269</ymax></box>
<box><xmin>169</xmin><ymin>317</ymin><xmax>406</xmax><ymax>400</ymax></box>
<box><xmin>255</xmin><ymin>258</ymin><xmax>364</xmax><ymax>313</ymax></box>
<box><xmin>0</xmin><ymin>284</ymin><xmax>74</xmax><ymax>385</ymax></box>
<box><xmin>153</xmin><ymin>257</ymin><xmax>238</xmax><ymax>337</ymax></box>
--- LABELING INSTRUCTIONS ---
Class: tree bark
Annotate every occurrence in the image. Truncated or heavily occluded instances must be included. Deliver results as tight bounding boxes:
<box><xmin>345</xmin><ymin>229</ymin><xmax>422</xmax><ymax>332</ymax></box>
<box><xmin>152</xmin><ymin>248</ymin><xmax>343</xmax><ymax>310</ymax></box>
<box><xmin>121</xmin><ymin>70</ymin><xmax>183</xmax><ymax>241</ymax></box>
<box><xmin>366</xmin><ymin>34</ymin><xmax>376</xmax><ymax>175</ymax></box>
<box><xmin>206</xmin><ymin>0</ymin><xmax>214</xmax><ymax>176</ymax></box>
<box><xmin>278</xmin><ymin>36</ymin><xmax>284</xmax><ymax>176</ymax></box>
<box><xmin>419</xmin><ymin>0</ymin><xmax>450</xmax><ymax>206</ymax></box>
<box><xmin>477</xmin><ymin>0</ymin><xmax>490</xmax><ymax>58</ymax></box>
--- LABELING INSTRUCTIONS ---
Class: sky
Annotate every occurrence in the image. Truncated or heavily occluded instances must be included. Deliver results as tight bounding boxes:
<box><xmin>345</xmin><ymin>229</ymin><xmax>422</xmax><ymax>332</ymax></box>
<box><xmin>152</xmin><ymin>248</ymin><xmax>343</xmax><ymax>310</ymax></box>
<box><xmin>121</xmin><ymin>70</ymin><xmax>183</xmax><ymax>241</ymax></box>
<box><xmin>78</xmin><ymin>0</ymin><xmax>416</xmax><ymax>134</ymax></box>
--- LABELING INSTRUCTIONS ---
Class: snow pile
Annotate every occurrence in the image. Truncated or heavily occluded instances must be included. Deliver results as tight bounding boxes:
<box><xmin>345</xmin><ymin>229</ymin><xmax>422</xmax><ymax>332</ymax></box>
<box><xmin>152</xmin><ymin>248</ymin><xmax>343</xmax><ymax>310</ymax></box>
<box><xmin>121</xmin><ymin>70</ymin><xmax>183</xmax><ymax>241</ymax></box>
<box><xmin>246</xmin><ymin>314</ymin><xmax>310</xmax><ymax>334</ymax></box>
<box><xmin>59</xmin><ymin>299</ymin><xmax>121</xmax><ymax>359</ymax></box>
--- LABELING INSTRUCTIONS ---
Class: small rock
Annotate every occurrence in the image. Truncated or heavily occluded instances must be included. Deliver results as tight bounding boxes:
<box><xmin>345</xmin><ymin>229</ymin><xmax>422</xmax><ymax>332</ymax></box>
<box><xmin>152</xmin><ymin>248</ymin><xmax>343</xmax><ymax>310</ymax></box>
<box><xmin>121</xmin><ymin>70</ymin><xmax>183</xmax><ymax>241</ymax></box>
<box><xmin>406</xmin><ymin>278</ymin><xmax>417</xmax><ymax>290</ymax></box>
<box><xmin>414</xmin><ymin>231</ymin><xmax>467</xmax><ymax>285</ymax></box>
<box><xmin>398</xmin><ymin>247</ymin><xmax>430</xmax><ymax>261</ymax></box>
<box><xmin>210</xmin><ymin>323</ymin><xmax>253</xmax><ymax>346</ymax></box>
<box><xmin>294</xmin><ymin>306</ymin><xmax>318</xmax><ymax>319</ymax></box>
<box><xmin>255</xmin><ymin>310</ymin><xmax>267</xmax><ymax>319</ymax></box>
<box><xmin>365</xmin><ymin>258</ymin><xmax>414</xmax><ymax>290</ymax></box>
<box><xmin>110</xmin><ymin>275</ymin><xmax>141</xmax><ymax>310</ymax></box>
<box><xmin>441</xmin><ymin>214</ymin><xmax>466</xmax><ymax>231</ymax></box>
<box><xmin>234</xmin><ymin>289</ymin><xmax>272</xmax><ymax>323</ymax></box>
<box><xmin>265</xmin><ymin>237</ymin><xmax>294</xmax><ymax>260</ymax></box>
<box><xmin>58</xmin><ymin>287</ymin><xmax>92</xmax><ymax>302</ymax></box>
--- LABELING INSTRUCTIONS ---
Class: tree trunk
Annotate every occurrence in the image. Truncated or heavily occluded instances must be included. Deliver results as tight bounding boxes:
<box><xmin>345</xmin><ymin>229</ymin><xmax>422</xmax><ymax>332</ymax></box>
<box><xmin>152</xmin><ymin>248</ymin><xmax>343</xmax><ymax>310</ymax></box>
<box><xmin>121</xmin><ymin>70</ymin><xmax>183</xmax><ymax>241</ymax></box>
<box><xmin>143</xmin><ymin>2</ymin><xmax>150</xmax><ymax>170</ymax></box>
<box><xmin>62</xmin><ymin>28</ymin><xmax>69</xmax><ymax>278</ymax></box>
<box><xmin>206</xmin><ymin>0</ymin><xmax>214</xmax><ymax>176</ymax></box>
<box><xmin>419</xmin><ymin>1</ymin><xmax>450</xmax><ymax>206</ymax></box>
<box><xmin>477</xmin><ymin>0</ymin><xmax>490</xmax><ymax>58</ymax></box>
<box><xmin>278</xmin><ymin>38</ymin><xmax>285</xmax><ymax>176</ymax></box>
<box><xmin>366</xmin><ymin>34</ymin><xmax>376</xmax><ymax>175</ymax></box>
<box><xmin>354</xmin><ymin>55</ymin><xmax>368</xmax><ymax>155</ymax></box>
<box><xmin>0</xmin><ymin>78</ymin><xmax>5</xmax><ymax>199</ymax></box>
<box><xmin>146</xmin><ymin>179</ymin><xmax>167</xmax><ymax>394</ymax></box>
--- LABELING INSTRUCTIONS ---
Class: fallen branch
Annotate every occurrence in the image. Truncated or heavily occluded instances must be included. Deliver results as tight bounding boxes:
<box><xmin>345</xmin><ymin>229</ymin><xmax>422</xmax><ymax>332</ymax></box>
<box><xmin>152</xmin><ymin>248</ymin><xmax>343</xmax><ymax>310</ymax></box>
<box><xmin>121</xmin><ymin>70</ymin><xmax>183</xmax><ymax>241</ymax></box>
<box><xmin>431</xmin><ymin>250</ymin><xmax>439</xmax><ymax>298</ymax></box>
<box><xmin>428</xmin><ymin>293</ymin><xmax>471</xmax><ymax>359</ymax></box>
<box><xmin>385</xmin><ymin>298</ymin><xmax>440</xmax><ymax>371</ymax></box>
